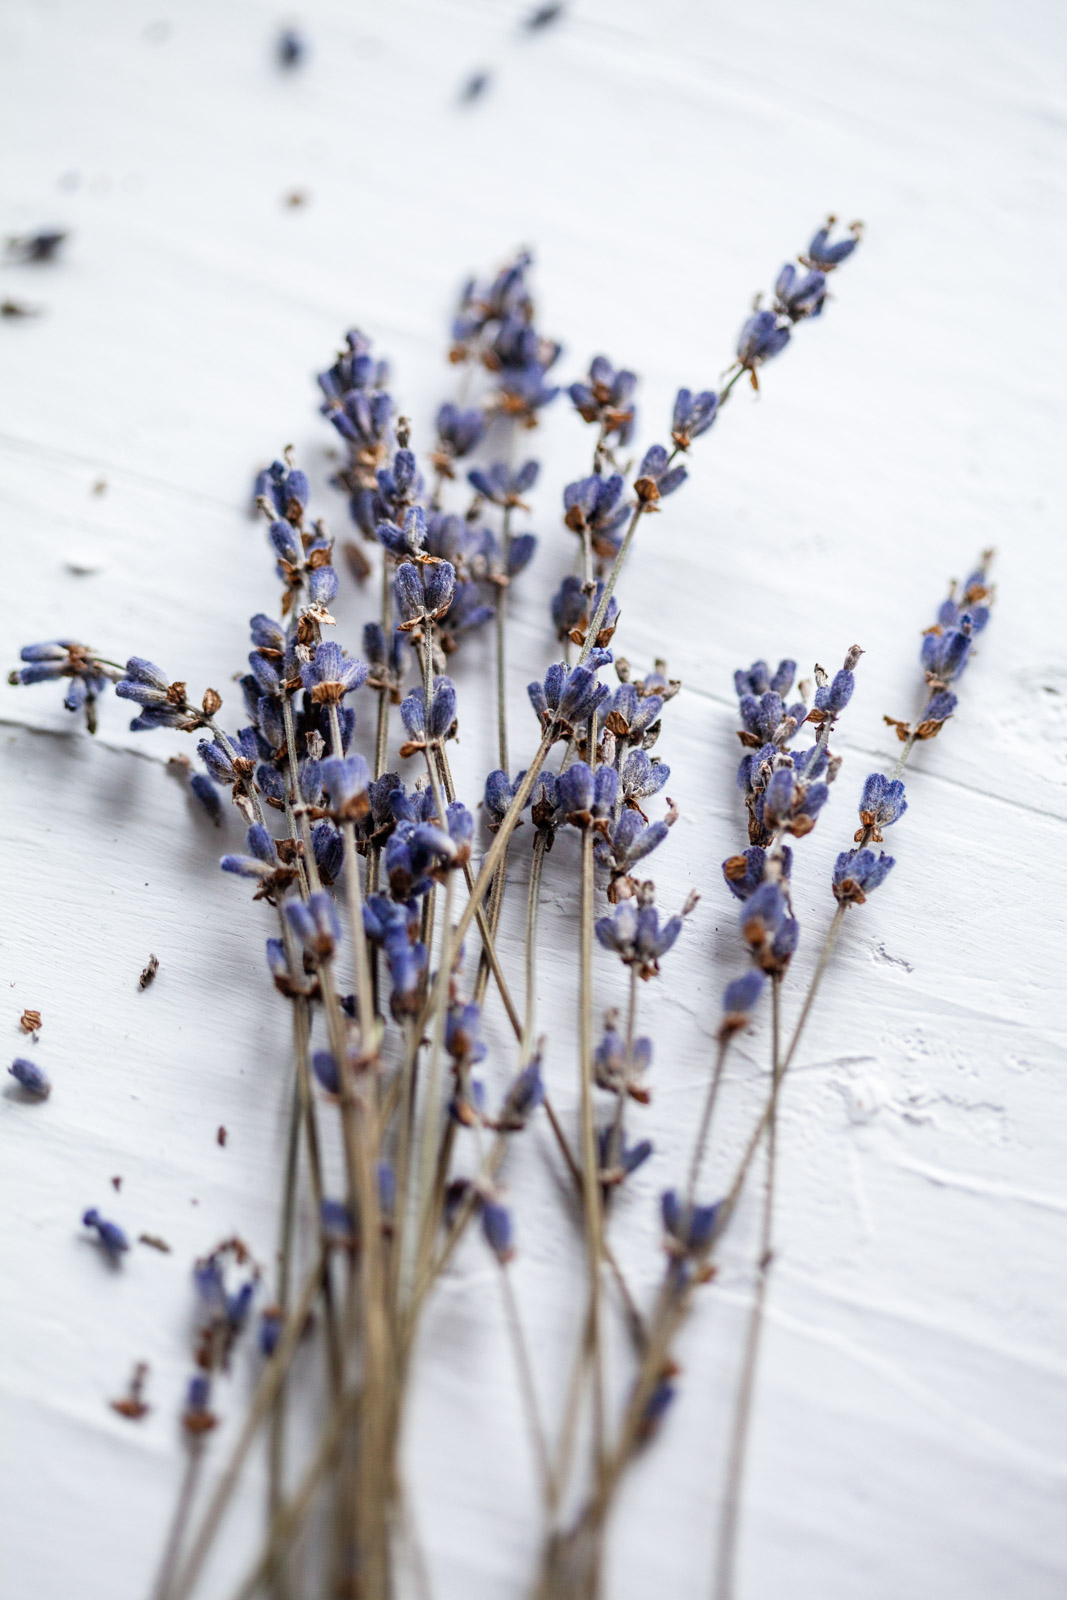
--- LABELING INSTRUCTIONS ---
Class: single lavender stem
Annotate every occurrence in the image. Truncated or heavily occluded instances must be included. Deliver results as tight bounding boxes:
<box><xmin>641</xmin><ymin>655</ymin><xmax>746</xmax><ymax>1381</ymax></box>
<box><xmin>412</xmin><ymin>874</ymin><xmax>456</xmax><ymax>1286</ymax></box>
<box><xmin>266</xmin><ymin>1076</ymin><xmax>302</xmax><ymax>1599</ymax></box>
<box><xmin>575</xmin><ymin>503</ymin><xmax>645</xmax><ymax>669</ymax></box>
<box><xmin>289</xmin><ymin>987</ymin><xmax>344</xmax><ymax>1394</ymax></box>
<box><xmin>498</xmin><ymin>1259</ymin><xmax>555</xmax><ymax>1510</ymax></box>
<box><xmin>495</xmin><ymin>503</ymin><xmax>513</xmax><ymax>774</ymax></box>
<box><xmin>577</xmin><ymin>803</ymin><xmax>605</xmax><ymax>1478</ymax></box>
<box><xmin>149</xmin><ymin>1440</ymin><xmax>207</xmax><ymax>1600</ymax></box>
<box><xmin>521</xmin><ymin>834</ymin><xmax>548</xmax><ymax>1056</ymax></box>
<box><xmin>685</xmin><ymin>1038</ymin><xmax>731</xmax><ymax>1212</ymax></box>
<box><xmin>713</xmin><ymin>976</ymin><xmax>783</xmax><ymax>1600</ymax></box>
<box><xmin>603</xmin><ymin>967</ymin><xmax>638</xmax><ymax>1186</ymax></box>
<box><xmin>448</xmin><ymin>723</ymin><xmax>556</xmax><ymax>958</ymax></box>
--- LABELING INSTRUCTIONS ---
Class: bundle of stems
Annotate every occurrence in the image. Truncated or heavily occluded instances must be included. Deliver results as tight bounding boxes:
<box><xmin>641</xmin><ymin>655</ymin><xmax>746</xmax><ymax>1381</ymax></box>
<box><xmin>10</xmin><ymin>220</ymin><xmax>993</xmax><ymax>1600</ymax></box>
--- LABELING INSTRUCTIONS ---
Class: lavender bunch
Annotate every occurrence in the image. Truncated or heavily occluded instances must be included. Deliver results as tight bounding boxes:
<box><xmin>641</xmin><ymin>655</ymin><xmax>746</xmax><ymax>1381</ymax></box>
<box><xmin>14</xmin><ymin>225</ymin><xmax>991</xmax><ymax>1600</ymax></box>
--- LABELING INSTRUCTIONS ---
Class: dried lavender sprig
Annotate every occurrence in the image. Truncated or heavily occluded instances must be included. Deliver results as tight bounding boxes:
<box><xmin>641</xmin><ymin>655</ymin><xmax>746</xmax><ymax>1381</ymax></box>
<box><xmin>454</xmin><ymin>225</ymin><xmax>864</xmax><ymax>976</ymax></box>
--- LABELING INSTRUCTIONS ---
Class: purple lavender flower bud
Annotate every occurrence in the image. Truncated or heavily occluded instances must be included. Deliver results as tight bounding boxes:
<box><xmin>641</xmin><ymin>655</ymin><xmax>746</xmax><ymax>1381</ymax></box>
<box><xmin>428</xmin><ymin>677</ymin><xmax>457</xmax><ymax>740</ymax></box>
<box><xmin>423</xmin><ymin>562</ymin><xmax>456</xmax><ymax>618</ymax></box>
<box><xmin>671</xmin><ymin>388</ymin><xmax>718</xmax><ymax>449</ymax></box>
<box><xmin>763</xmin><ymin>766</ymin><xmax>797</xmax><ymax>828</ymax></box>
<box><xmin>189</xmin><ymin>773</ymin><xmax>223</xmax><ymax>824</ymax></box>
<box><xmin>832</xmin><ymin>848</ymin><xmax>895</xmax><ymax>905</ymax></box>
<box><xmin>740</xmin><ymin>883</ymin><xmax>786</xmax><ymax>949</ymax></box>
<box><xmin>468</xmin><ymin>460</ymin><xmax>539</xmax><ymax>506</ymax></box>
<box><xmin>568</xmin><ymin>355</ymin><xmax>637</xmax><ymax>444</ymax></box>
<box><xmin>277</xmin><ymin>26</ymin><xmax>305</xmax><ymax>67</ymax></box>
<box><xmin>446</xmin><ymin>802</ymin><xmax>473</xmax><ymax>854</ymax></box>
<box><xmin>82</xmin><ymin>1208</ymin><xmax>129</xmax><ymax>1260</ymax></box>
<box><xmin>923</xmin><ymin>690</ymin><xmax>958</xmax><ymax>724</ymax></box>
<box><xmin>737</xmin><ymin>309</ymin><xmax>790</xmax><ymax>372</ymax></box>
<box><xmin>556</xmin><ymin>664</ymin><xmax>610</xmax><ymax>727</ymax></box>
<box><xmin>311</xmin><ymin>821</ymin><xmax>343</xmax><ymax>884</ymax></box>
<box><xmin>558</xmin><ymin>761</ymin><xmax>595</xmax><ymax>819</ymax></box>
<box><xmin>774</xmin><ymin>264</ymin><xmax>827</xmax><ymax>321</ymax></box>
<box><xmin>596</xmin><ymin>898</ymin><xmax>638</xmax><ymax>957</ymax></box>
<box><xmin>312</xmin><ymin>1050</ymin><xmax>340</xmax><ymax>1094</ymax></box>
<box><xmin>446</xmin><ymin>1002</ymin><xmax>485</xmax><ymax>1064</ymax></box>
<box><xmin>286</xmin><ymin>891</ymin><xmax>341</xmax><ymax>959</ymax></box>
<box><xmin>814</xmin><ymin>669</ymin><xmax>854</xmax><ymax>717</ymax></box>
<box><xmin>9</xmin><ymin>1058</ymin><xmax>51</xmax><ymax>1098</ymax></box>
<box><xmin>608</xmin><ymin>812</ymin><xmax>670</xmax><ymax>871</ymax></box>
<box><xmin>183</xmin><ymin>1374</ymin><xmax>215</xmax><ymax>1433</ymax></box>
<box><xmin>551</xmin><ymin>575</ymin><xmax>587</xmax><ymax>641</ymax></box>
<box><xmin>507</xmin><ymin>534</ymin><xmax>537</xmax><ymax>578</ymax></box>
<box><xmin>721</xmin><ymin>970</ymin><xmax>765</xmax><ymax>1023</ymax></box>
<box><xmin>636</xmin><ymin>907</ymin><xmax>683</xmax><ymax>964</ymax></box>
<box><xmin>399</xmin><ymin>690</ymin><xmax>426</xmax><ymax>742</ymax></box>
<box><xmin>321</xmin><ymin>754</ymin><xmax>371</xmax><ymax>821</ymax></box>
<box><xmin>259</xmin><ymin>1306</ymin><xmax>283</xmax><ymax>1357</ymax></box>
<box><xmin>805</xmin><ymin>218</ymin><xmax>862</xmax><ymax>270</ymax></box>
<box><xmin>598</xmin><ymin>1127</ymin><xmax>653</xmax><ymax>1182</ymax></box>
<box><xmin>721</xmin><ymin>846</ymin><xmax>768</xmax><ymax>901</ymax></box>
<box><xmin>634</xmin><ymin>444</ymin><xmax>687</xmax><ymax>502</ymax></box>
<box><xmin>661</xmin><ymin>1190</ymin><xmax>720</xmax><ymax>1256</ymax></box>
<box><xmin>593</xmin><ymin>765</ymin><xmax>618</xmax><ymax>817</ymax></box>
<box><xmin>394</xmin><ymin>565</ymin><xmax>425</xmax><ymax>626</ymax></box>
<box><xmin>858</xmin><ymin>773</ymin><xmax>907</xmax><ymax>837</ymax></box>
<box><xmin>620</xmin><ymin>749</ymin><xmax>669</xmax><ymax>803</ymax></box>
<box><xmin>497</xmin><ymin>1058</ymin><xmax>544</xmax><ymax>1130</ymax></box>
<box><xmin>435</xmin><ymin>402</ymin><xmax>484</xmax><ymax>460</ymax></box>
<box><xmin>481</xmin><ymin>1200</ymin><xmax>514</xmax><ymax>1263</ymax></box>
<box><xmin>309</xmin><ymin>565</ymin><xmax>339</xmax><ymax>605</ymax></box>
<box><xmin>321</xmin><ymin>1199</ymin><xmax>355</xmax><ymax>1248</ymax></box>
<box><xmin>302</xmin><ymin>641</ymin><xmax>367</xmax><ymax>704</ymax></box>
<box><xmin>484</xmin><ymin>769</ymin><xmax>513</xmax><ymax>822</ymax></box>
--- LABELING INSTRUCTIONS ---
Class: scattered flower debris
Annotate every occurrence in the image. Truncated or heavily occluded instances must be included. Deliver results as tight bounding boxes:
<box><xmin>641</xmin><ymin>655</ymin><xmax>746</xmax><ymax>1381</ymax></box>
<box><xmin>6</xmin><ymin>229</ymin><xmax>68</xmax><ymax>263</ymax></box>
<box><xmin>9</xmin><ymin>1057</ymin><xmax>50</xmax><ymax>1097</ymax></box>
<box><xmin>342</xmin><ymin>540</ymin><xmax>371</xmax><ymax>584</ymax></box>
<box><xmin>460</xmin><ymin>71</ymin><xmax>490</xmax><ymax>103</ymax></box>
<box><xmin>276</xmin><ymin>27</ymin><xmax>305</xmax><ymax>69</ymax></box>
<box><xmin>139</xmin><ymin>955</ymin><xmax>159</xmax><ymax>989</ymax></box>
<box><xmin>524</xmin><ymin>2</ymin><xmax>565</xmax><ymax>28</ymax></box>
<box><xmin>110</xmin><ymin>1362</ymin><xmax>150</xmax><ymax>1420</ymax></box>
<box><xmin>139</xmin><ymin>1233</ymin><xmax>172</xmax><ymax>1253</ymax></box>
<box><xmin>1</xmin><ymin>299</ymin><xmax>40</xmax><ymax>318</ymax></box>
<box><xmin>19</xmin><ymin>1009</ymin><xmax>41</xmax><ymax>1033</ymax></box>
<box><xmin>83</xmin><ymin>1208</ymin><xmax>129</xmax><ymax>1260</ymax></box>
<box><xmin>217</xmin><ymin>1125</ymin><xmax>227</xmax><ymax>1147</ymax></box>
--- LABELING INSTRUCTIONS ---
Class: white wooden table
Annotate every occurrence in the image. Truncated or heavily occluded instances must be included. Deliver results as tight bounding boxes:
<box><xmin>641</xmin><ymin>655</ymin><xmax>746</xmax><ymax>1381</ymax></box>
<box><xmin>2</xmin><ymin>3</ymin><xmax>1065</xmax><ymax>1597</ymax></box>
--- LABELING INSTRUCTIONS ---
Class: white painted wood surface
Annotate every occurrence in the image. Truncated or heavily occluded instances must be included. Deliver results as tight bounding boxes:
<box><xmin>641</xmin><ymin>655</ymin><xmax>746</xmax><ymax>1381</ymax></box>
<box><xmin>2</xmin><ymin>2</ymin><xmax>1066</xmax><ymax>1597</ymax></box>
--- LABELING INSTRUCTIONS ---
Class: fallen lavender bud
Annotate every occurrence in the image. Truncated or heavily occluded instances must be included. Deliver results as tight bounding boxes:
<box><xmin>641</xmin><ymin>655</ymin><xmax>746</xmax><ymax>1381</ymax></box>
<box><xmin>83</xmin><ymin>1208</ymin><xmax>129</xmax><ymax>1260</ymax></box>
<box><xmin>9</xmin><ymin>1058</ymin><xmax>51</xmax><ymax>1098</ymax></box>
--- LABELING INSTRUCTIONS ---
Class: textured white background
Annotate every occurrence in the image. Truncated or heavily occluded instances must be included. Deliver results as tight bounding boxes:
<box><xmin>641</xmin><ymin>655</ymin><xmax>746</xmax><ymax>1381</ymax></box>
<box><xmin>2</xmin><ymin>2</ymin><xmax>1066</xmax><ymax>1598</ymax></box>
